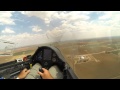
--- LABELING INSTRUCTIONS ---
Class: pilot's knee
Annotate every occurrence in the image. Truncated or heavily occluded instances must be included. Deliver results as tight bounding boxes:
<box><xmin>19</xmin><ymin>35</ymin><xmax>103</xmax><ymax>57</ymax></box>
<box><xmin>49</xmin><ymin>65</ymin><xmax>63</xmax><ymax>79</ymax></box>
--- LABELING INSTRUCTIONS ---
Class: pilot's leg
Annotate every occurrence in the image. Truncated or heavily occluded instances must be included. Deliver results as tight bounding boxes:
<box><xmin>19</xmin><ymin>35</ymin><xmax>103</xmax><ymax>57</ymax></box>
<box><xmin>25</xmin><ymin>63</ymin><xmax>42</xmax><ymax>79</ymax></box>
<box><xmin>25</xmin><ymin>63</ymin><xmax>63</xmax><ymax>79</ymax></box>
<box><xmin>49</xmin><ymin>65</ymin><xmax>63</xmax><ymax>79</ymax></box>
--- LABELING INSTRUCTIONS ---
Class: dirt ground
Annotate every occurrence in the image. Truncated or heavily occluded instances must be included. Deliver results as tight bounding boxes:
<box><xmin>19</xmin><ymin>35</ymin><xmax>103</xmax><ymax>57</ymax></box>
<box><xmin>1</xmin><ymin>37</ymin><xmax>120</xmax><ymax>79</ymax></box>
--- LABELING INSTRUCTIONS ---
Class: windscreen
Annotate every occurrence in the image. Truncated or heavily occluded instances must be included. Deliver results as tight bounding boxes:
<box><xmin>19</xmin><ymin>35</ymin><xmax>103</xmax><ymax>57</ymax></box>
<box><xmin>1</xmin><ymin>11</ymin><xmax>120</xmax><ymax>79</ymax></box>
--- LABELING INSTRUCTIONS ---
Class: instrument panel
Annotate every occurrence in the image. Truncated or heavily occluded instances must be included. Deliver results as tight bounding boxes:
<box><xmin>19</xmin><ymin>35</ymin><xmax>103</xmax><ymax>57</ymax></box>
<box><xmin>32</xmin><ymin>47</ymin><xmax>60</xmax><ymax>69</ymax></box>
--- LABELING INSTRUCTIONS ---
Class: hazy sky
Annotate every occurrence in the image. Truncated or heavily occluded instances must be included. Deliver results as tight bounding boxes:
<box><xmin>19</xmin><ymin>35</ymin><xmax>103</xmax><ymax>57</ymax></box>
<box><xmin>0</xmin><ymin>11</ymin><xmax>120</xmax><ymax>48</ymax></box>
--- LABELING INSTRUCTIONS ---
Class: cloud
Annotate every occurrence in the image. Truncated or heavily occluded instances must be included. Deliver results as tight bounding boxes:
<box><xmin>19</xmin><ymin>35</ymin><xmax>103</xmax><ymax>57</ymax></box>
<box><xmin>0</xmin><ymin>32</ymin><xmax>53</xmax><ymax>48</ymax></box>
<box><xmin>1</xmin><ymin>28</ymin><xmax>15</xmax><ymax>34</ymax></box>
<box><xmin>1</xmin><ymin>11</ymin><xmax>120</xmax><ymax>48</ymax></box>
<box><xmin>20</xmin><ymin>11</ymin><xmax>57</xmax><ymax>24</ymax></box>
<box><xmin>31</xmin><ymin>26</ymin><xmax>42</xmax><ymax>32</ymax></box>
<box><xmin>20</xmin><ymin>11</ymin><xmax>90</xmax><ymax>25</ymax></box>
<box><xmin>0</xmin><ymin>11</ymin><xmax>15</xmax><ymax>25</ymax></box>
<box><xmin>19</xmin><ymin>11</ymin><xmax>120</xmax><ymax>37</ymax></box>
<box><xmin>46</xmin><ymin>28</ymin><xmax>64</xmax><ymax>41</ymax></box>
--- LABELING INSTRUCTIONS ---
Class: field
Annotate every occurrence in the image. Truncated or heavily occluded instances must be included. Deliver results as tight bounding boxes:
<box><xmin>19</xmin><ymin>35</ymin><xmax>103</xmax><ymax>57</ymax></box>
<box><xmin>56</xmin><ymin>37</ymin><xmax>120</xmax><ymax>79</ymax></box>
<box><xmin>0</xmin><ymin>45</ymin><xmax>38</xmax><ymax>64</ymax></box>
<box><xmin>1</xmin><ymin>36</ymin><xmax>120</xmax><ymax>79</ymax></box>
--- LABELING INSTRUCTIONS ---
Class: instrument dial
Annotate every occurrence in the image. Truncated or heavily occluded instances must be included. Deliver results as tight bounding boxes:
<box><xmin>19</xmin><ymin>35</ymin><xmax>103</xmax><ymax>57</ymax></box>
<box><xmin>52</xmin><ymin>58</ymin><xmax>57</xmax><ymax>62</ymax></box>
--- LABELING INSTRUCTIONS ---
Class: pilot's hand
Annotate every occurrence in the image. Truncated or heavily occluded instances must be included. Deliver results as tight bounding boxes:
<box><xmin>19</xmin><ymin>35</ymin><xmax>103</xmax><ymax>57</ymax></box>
<box><xmin>38</xmin><ymin>68</ymin><xmax>53</xmax><ymax>79</ymax></box>
<box><xmin>17</xmin><ymin>68</ymin><xmax>30</xmax><ymax>79</ymax></box>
